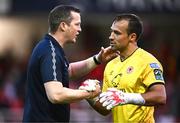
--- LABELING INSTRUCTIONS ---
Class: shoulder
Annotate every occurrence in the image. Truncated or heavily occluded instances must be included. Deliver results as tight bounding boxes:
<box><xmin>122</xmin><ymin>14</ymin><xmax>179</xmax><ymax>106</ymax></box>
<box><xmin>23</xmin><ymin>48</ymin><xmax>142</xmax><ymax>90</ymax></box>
<box><xmin>33</xmin><ymin>39</ymin><xmax>49</xmax><ymax>51</ymax></box>
<box><xmin>138</xmin><ymin>48</ymin><xmax>163</xmax><ymax>70</ymax></box>
<box><xmin>138</xmin><ymin>48</ymin><xmax>160</xmax><ymax>62</ymax></box>
<box><xmin>35</xmin><ymin>40</ymin><xmax>62</xmax><ymax>55</ymax></box>
<box><xmin>105</xmin><ymin>57</ymin><xmax>119</xmax><ymax>71</ymax></box>
<box><xmin>107</xmin><ymin>56</ymin><xmax>119</xmax><ymax>65</ymax></box>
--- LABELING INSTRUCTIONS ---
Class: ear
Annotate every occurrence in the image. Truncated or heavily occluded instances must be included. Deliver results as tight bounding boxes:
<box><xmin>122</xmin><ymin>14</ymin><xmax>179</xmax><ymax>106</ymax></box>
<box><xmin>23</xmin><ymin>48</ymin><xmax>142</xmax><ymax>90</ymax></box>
<box><xmin>129</xmin><ymin>33</ymin><xmax>137</xmax><ymax>42</ymax></box>
<box><xmin>59</xmin><ymin>22</ymin><xmax>68</xmax><ymax>32</ymax></box>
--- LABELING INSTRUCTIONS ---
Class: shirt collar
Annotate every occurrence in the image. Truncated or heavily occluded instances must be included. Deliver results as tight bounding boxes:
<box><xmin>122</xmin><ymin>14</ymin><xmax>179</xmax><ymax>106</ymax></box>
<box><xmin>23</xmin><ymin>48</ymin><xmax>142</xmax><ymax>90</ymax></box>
<box><xmin>44</xmin><ymin>33</ymin><xmax>65</xmax><ymax>56</ymax></box>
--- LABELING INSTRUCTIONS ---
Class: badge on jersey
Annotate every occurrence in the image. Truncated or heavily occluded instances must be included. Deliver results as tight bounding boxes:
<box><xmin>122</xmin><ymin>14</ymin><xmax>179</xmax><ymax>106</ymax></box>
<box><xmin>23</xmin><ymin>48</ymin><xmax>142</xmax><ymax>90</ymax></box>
<box><xmin>154</xmin><ymin>69</ymin><xmax>164</xmax><ymax>80</ymax></box>
<box><xmin>150</xmin><ymin>63</ymin><xmax>160</xmax><ymax>69</ymax></box>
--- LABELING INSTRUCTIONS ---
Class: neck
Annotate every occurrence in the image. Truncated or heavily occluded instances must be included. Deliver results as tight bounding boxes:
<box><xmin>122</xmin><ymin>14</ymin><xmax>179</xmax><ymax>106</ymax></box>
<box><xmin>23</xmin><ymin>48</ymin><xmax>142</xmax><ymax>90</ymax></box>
<box><xmin>49</xmin><ymin>32</ymin><xmax>65</xmax><ymax>48</ymax></box>
<box><xmin>120</xmin><ymin>45</ymin><xmax>138</xmax><ymax>61</ymax></box>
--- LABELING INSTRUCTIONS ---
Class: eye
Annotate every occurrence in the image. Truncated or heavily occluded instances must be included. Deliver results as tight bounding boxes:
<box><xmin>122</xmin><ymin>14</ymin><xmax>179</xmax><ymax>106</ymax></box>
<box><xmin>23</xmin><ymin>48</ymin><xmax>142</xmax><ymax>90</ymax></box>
<box><xmin>114</xmin><ymin>30</ymin><xmax>121</xmax><ymax>35</ymax></box>
<box><xmin>75</xmin><ymin>22</ymin><xmax>81</xmax><ymax>26</ymax></box>
<box><xmin>75</xmin><ymin>23</ymin><xmax>79</xmax><ymax>26</ymax></box>
<box><xmin>110</xmin><ymin>29</ymin><xmax>121</xmax><ymax>35</ymax></box>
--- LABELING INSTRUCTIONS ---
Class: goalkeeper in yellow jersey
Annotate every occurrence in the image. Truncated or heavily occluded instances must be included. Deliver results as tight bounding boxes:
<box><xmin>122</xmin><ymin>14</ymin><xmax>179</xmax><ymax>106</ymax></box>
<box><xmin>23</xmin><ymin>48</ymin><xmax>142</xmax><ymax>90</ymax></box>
<box><xmin>84</xmin><ymin>14</ymin><xmax>166</xmax><ymax>123</ymax></box>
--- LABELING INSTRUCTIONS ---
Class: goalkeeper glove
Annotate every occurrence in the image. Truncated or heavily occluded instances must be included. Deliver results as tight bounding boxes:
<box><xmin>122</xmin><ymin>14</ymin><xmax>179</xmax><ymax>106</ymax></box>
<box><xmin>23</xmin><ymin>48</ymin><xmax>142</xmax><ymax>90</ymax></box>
<box><xmin>99</xmin><ymin>88</ymin><xmax>145</xmax><ymax>110</ymax></box>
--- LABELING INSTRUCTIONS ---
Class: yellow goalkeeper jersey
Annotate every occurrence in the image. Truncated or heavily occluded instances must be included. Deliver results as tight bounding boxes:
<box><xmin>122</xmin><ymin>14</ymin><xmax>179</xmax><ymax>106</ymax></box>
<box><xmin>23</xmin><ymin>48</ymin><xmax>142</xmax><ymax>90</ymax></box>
<box><xmin>102</xmin><ymin>48</ymin><xmax>165</xmax><ymax>123</ymax></box>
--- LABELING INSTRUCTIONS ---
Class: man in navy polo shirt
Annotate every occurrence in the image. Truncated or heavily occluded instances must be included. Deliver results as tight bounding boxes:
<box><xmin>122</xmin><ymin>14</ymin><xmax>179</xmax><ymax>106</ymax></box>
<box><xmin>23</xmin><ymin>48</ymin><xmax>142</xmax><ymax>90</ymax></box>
<box><xmin>23</xmin><ymin>5</ymin><xmax>118</xmax><ymax>122</ymax></box>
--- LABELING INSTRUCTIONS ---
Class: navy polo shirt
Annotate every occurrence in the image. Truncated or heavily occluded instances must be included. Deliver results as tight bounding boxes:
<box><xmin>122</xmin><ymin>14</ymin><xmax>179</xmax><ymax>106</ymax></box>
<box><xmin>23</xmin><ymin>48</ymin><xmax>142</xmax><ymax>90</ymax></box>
<box><xmin>23</xmin><ymin>34</ymin><xmax>70</xmax><ymax>122</ymax></box>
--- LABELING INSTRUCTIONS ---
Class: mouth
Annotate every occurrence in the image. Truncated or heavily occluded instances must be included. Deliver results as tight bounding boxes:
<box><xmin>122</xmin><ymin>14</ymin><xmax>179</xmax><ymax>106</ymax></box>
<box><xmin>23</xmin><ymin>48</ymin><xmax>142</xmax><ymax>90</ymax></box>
<box><xmin>74</xmin><ymin>35</ymin><xmax>78</xmax><ymax>39</ymax></box>
<box><xmin>110</xmin><ymin>42</ymin><xmax>115</xmax><ymax>46</ymax></box>
<box><xmin>75</xmin><ymin>34</ymin><xmax>79</xmax><ymax>38</ymax></box>
<box><xmin>76</xmin><ymin>32</ymin><xmax>79</xmax><ymax>36</ymax></box>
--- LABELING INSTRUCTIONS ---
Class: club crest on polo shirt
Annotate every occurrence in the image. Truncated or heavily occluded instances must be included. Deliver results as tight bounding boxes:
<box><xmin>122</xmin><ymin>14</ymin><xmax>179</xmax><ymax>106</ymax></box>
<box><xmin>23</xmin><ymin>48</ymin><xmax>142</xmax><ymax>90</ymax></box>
<box><xmin>150</xmin><ymin>63</ymin><xmax>160</xmax><ymax>69</ymax></box>
<box><xmin>154</xmin><ymin>69</ymin><xmax>164</xmax><ymax>80</ymax></box>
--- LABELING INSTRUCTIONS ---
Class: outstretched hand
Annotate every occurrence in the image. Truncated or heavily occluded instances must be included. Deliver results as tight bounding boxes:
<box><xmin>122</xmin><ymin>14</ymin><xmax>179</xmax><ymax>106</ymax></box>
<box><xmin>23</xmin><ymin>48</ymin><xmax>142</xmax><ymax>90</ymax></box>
<box><xmin>96</xmin><ymin>46</ymin><xmax>119</xmax><ymax>64</ymax></box>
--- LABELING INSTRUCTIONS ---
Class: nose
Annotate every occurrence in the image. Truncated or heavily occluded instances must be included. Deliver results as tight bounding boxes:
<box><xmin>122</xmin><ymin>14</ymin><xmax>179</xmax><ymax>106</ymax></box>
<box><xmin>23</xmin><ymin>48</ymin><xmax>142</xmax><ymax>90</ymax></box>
<box><xmin>109</xmin><ymin>33</ymin><xmax>113</xmax><ymax>40</ymax></box>
<box><xmin>78</xmin><ymin>26</ymin><xmax>82</xmax><ymax>32</ymax></box>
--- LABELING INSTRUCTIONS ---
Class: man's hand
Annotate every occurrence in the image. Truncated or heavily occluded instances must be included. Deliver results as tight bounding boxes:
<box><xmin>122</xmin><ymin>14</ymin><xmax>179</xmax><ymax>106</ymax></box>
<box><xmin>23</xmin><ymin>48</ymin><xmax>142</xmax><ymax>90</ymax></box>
<box><xmin>99</xmin><ymin>88</ymin><xmax>127</xmax><ymax>110</ymax></box>
<box><xmin>79</xmin><ymin>79</ymin><xmax>100</xmax><ymax>92</ymax></box>
<box><xmin>79</xmin><ymin>79</ymin><xmax>101</xmax><ymax>99</ymax></box>
<box><xmin>96</xmin><ymin>46</ymin><xmax>120</xmax><ymax>64</ymax></box>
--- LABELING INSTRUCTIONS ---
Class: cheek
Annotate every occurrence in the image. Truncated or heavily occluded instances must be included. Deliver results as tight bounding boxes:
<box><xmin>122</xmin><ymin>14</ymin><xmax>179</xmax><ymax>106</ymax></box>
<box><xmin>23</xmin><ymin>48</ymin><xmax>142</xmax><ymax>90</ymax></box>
<box><xmin>71</xmin><ymin>27</ymin><xmax>77</xmax><ymax>34</ymax></box>
<box><xmin>116</xmin><ymin>37</ymin><xmax>128</xmax><ymax>46</ymax></box>
<box><xmin>69</xmin><ymin>29</ymin><xmax>76</xmax><ymax>36</ymax></box>
<box><xmin>119</xmin><ymin>36</ymin><xmax>128</xmax><ymax>43</ymax></box>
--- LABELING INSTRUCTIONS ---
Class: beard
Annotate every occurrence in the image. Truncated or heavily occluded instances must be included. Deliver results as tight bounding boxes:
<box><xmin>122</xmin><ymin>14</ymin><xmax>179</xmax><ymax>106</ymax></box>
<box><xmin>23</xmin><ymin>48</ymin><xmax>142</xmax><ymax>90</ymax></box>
<box><xmin>110</xmin><ymin>44</ymin><xmax>118</xmax><ymax>51</ymax></box>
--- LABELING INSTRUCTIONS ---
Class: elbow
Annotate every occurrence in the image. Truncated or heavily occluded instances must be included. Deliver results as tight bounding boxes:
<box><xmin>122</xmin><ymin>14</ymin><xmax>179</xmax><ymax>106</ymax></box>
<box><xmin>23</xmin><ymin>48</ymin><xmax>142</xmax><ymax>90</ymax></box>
<box><xmin>159</xmin><ymin>91</ymin><xmax>167</xmax><ymax>105</ymax></box>
<box><xmin>47</xmin><ymin>93</ymin><xmax>61</xmax><ymax>104</ymax></box>
<box><xmin>161</xmin><ymin>96</ymin><xmax>167</xmax><ymax>105</ymax></box>
<box><xmin>48</xmin><ymin>95</ymin><xmax>58</xmax><ymax>104</ymax></box>
<box><xmin>157</xmin><ymin>95</ymin><xmax>166</xmax><ymax>105</ymax></box>
<box><xmin>49</xmin><ymin>99</ymin><xmax>57</xmax><ymax>104</ymax></box>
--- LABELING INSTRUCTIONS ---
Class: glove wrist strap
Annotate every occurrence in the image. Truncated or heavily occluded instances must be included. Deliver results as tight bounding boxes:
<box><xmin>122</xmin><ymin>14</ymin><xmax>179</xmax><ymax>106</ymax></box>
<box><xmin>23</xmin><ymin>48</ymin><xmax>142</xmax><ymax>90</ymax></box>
<box><xmin>126</xmin><ymin>93</ymin><xmax>145</xmax><ymax>105</ymax></box>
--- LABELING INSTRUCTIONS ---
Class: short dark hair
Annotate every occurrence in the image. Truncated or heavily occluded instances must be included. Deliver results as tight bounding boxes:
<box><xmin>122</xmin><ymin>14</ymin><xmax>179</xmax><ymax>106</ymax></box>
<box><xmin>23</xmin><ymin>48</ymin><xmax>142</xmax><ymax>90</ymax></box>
<box><xmin>48</xmin><ymin>5</ymin><xmax>80</xmax><ymax>33</ymax></box>
<box><xmin>113</xmin><ymin>14</ymin><xmax>143</xmax><ymax>41</ymax></box>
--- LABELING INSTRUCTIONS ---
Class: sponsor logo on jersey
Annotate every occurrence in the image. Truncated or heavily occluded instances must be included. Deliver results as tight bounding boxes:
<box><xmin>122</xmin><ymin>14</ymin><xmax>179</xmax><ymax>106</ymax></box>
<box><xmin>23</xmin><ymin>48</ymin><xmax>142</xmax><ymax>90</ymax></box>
<box><xmin>154</xmin><ymin>69</ymin><xmax>164</xmax><ymax>80</ymax></box>
<box><xmin>150</xmin><ymin>63</ymin><xmax>160</xmax><ymax>69</ymax></box>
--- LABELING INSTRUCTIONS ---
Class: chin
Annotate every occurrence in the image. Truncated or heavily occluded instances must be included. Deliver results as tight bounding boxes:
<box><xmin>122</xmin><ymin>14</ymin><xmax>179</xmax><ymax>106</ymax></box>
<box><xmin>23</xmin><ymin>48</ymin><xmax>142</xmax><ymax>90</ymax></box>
<box><xmin>72</xmin><ymin>38</ymin><xmax>77</xmax><ymax>42</ymax></box>
<box><xmin>67</xmin><ymin>39</ymin><xmax>76</xmax><ymax>43</ymax></box>
<box><xmin>110</xmin><ymin>45</ymin><xmax>116</xmax><ymax>50</ymax></box>
<box><xmin>72</xmin><ymin>39</ymin><xmax>76</xmax><ymax>43</ymax></box>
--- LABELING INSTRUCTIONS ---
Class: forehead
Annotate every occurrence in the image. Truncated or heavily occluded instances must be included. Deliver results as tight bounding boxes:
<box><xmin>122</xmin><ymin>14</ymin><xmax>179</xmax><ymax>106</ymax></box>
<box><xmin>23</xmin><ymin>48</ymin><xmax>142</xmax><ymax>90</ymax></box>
<box><xmin>70</xmin><ymin>11</ymin><xmax>81</xmax><ymax>21</ymax></box>
<box><xmin>111</xmin><ymin>20</ymin><xmax>128</xmax><ymax>30</ymax></box>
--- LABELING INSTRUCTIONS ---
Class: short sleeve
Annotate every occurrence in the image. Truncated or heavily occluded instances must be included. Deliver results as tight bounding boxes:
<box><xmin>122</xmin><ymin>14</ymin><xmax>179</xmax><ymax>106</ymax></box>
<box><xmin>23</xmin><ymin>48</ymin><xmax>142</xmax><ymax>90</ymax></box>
<box><xmin>142</xmin><ymin>62</ymin><xmax>165</xmax><ymax>87</ymax></box>
<box><xmin>40</xmin><ymin>49</ymin><xmax>63</xmax><ymax>84</ymax></box>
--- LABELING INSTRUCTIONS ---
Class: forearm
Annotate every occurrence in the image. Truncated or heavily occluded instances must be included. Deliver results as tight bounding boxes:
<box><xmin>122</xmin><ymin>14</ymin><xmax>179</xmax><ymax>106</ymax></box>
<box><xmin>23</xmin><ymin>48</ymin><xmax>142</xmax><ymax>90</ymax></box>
<box><xmin>125</xmin><ymin>91</ymin><xmax>166</xmax><ymax>106</ymax></box>
<box><xmin>87</xmin><ymin>99</ymin><xmax>111</xmax><ymax>116</ymax></box>
<box><xmin>141</xmin><ymin>84</ymin><xmax>166</xmax><ymax>106</ymax></box>
<box><xmin>141</xmin><ymin>91</ymin><xmax>166</xmax><ymax>106</ymax></box>
<box><xmin>68</xmin><ymin>46</ymin><xmax>119</xmax><ymax>80</ymax></box>
<box><xmin>44</xmin><ymin>81</ymin><xmax>93</xmax><ymax>104</ymax></box>
<box><xmin>69</xmin><ymin>56</ymin><xmax>99</xmax><ymax>80</ymax></box>
<box><xmin>60</xmin><ymin>88</ymin><xmax>93</xmax><ymax>103</ymax></box>
<box><xmin>111</xmin><ymin>92</ymin><xmax>165</xmax><ymax>106</ymax></box>
<box><xmin>49</xmin><ymin>87</ymin><xmax>93</xmax><ymax>104</ymax></box>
